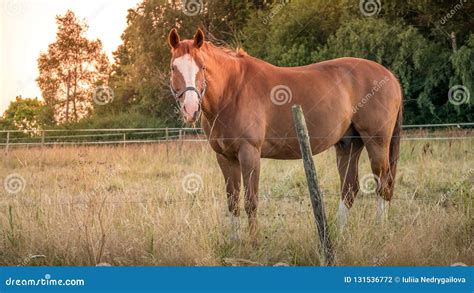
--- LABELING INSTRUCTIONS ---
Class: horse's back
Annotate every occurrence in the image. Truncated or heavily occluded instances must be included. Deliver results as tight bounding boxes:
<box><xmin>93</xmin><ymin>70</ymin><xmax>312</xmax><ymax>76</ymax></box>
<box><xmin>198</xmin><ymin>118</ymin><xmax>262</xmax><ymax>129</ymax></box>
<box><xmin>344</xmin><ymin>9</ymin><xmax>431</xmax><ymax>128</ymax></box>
<box><xmin>291</xmin><ymin>57</ymin><xmax>402</xmax><ymax>133</ymax></box>
<box><xmin>260</xmin><ymin>57</ymin><xmax>402</xmax><ymax>158</ymax></box>
<box><xmin>317</xmin><ymin>57</ymin><xmax>402</xmax><ymax>137</ymax></box>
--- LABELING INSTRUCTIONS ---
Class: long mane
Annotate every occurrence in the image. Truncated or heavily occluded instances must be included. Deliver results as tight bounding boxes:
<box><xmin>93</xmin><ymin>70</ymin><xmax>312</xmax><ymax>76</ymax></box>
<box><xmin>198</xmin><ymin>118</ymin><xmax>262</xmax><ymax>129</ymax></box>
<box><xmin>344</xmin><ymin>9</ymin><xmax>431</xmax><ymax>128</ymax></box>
<box><xmin>206</xmin><ymin>42</ymin><xmax>248</xmax><ymax>58</ymax></box>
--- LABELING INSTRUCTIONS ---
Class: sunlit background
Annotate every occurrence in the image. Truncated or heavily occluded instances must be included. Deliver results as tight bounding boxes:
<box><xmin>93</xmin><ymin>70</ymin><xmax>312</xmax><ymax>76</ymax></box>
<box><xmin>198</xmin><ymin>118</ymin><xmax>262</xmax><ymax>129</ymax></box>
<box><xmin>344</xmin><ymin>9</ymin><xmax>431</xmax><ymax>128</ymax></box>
<box><xmin>0</xmin><ymin>0</ymin><xmax>142</xmax><ymax>113</ymax></box>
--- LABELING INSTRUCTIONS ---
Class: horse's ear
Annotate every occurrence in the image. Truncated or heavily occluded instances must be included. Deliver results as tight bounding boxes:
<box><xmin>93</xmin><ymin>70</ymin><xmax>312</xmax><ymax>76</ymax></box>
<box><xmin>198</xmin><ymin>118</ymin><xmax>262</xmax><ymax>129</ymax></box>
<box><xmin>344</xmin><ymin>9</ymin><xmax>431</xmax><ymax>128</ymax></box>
<box><xmin>193</xmin><ymin>28</ymin><xmax>205</xmax><ymax>49</ymax></box>
<box><xmin>168</xmin><ymin>28</ymin><xmax>180</xmax><ymax>49</ymax></box>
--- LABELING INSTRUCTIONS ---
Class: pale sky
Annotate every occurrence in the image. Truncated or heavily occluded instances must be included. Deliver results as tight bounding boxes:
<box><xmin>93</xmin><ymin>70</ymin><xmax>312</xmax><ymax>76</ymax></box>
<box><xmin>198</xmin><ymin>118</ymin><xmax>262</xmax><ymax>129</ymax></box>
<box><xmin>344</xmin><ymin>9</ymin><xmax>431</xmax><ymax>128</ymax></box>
<box><xmin>0</xmin><ymin>0</ymin><xmax>143</xmax><ymax>114</ymax></box>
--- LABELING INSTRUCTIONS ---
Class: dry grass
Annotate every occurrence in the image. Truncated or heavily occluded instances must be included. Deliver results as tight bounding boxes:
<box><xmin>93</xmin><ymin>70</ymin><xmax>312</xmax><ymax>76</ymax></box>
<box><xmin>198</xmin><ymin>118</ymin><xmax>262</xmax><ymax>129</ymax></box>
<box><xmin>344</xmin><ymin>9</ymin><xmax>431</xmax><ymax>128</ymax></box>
<box><xmin>0</xmin><ymin>131</ymin><xmax>472</xmax><ymax>266</ymax></box>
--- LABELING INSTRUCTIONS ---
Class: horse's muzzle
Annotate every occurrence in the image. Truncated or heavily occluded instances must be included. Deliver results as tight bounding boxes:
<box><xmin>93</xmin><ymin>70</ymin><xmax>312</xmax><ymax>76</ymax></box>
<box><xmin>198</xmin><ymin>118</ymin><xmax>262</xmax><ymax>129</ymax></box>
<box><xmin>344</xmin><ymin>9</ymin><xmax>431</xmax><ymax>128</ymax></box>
<box><xmin>182</xmin><ymin>103</ymin><xmax>201</xmax><ymax>123</ymax></box>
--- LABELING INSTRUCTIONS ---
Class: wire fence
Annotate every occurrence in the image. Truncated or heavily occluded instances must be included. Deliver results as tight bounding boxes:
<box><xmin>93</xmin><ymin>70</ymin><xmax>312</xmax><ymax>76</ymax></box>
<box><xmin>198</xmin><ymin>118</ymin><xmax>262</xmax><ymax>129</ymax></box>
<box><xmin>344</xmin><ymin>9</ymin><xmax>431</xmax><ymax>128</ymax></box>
<box><xmin>1</xmin><ymin>190</ymin><xmax>465</xmax><ymax>209</ymax></box>
<box><xmin>0</xmin><ymin>123</ymin><xmax>473</xmax><ymax>149</ymax></box>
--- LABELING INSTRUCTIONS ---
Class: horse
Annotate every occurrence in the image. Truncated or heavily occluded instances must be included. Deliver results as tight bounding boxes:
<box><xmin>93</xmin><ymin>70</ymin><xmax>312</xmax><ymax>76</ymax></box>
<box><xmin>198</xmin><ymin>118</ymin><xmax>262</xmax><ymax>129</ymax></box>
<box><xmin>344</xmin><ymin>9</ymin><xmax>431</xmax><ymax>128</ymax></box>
<box><xmin>168</xmin><ymin>28</ymin><xmax>403</xmax><ymax>242</ymax></box>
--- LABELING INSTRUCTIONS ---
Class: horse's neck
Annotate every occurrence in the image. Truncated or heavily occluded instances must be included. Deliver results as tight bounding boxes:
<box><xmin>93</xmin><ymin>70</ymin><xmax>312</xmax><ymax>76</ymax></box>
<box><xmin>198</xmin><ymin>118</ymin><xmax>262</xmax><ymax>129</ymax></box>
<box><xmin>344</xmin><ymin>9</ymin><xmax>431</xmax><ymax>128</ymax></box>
<box><xmin>201</xmin><ymin>45</ymin><xmax>244</xmax><ymax>118</ymax></box>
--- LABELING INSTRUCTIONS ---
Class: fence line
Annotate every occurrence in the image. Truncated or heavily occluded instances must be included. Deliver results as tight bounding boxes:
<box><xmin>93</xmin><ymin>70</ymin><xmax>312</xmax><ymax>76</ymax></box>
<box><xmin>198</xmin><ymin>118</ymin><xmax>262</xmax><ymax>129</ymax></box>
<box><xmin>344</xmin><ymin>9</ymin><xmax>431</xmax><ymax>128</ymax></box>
<box><xmin>0</xmin><ymin>191</ymin><xmax>462</xmax><ymax>209</ymax></box>
<box><xmin>0</xmin><ymin>123</ymin><xmax>472</xmax><ymax>148</ymax></box>
<box><xmin>0</xmin><ymin>122</ymin><xmax>473</xmax><ymax>134</ymax></box>
<box><xmin>401</xmin><ymin>122</ymin><xmax>474</xmax><ymax>128</ymax></box>
<box><xmin>0</xmin><ymin>127</ymin><xmax>200</xmax><ymax>134</ymax></box>
<box><xmin>1</xmin><ymin>136</ymin><xmax>473</xmax><ymax>148</ymax></box>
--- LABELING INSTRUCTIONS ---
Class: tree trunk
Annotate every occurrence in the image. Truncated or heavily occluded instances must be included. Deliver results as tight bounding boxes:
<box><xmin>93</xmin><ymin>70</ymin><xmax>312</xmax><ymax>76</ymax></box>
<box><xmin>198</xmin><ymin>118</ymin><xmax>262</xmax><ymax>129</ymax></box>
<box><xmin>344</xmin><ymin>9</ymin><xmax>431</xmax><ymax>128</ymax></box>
<box><xmin>72</xmin><ymin>73</ymin><xmax>78</xmax><ymax>122</ymax></box>
<box><xmin>450</xmin><ymin>32</ymin><xmax>457</xmax><ymax>52</ymax></box>
<box><xmin>65</xmin><ymin>76</ymin><xmax>70</xmax><ymax>123</ymax></box>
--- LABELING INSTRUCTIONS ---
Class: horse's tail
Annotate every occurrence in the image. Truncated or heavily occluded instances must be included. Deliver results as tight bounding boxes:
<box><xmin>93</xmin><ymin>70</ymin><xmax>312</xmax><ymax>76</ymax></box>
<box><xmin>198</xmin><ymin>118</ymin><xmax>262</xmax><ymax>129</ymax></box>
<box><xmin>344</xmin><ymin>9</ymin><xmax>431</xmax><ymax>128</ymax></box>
<box><xmin>389</xmin><ymin>98</ymin><xmax>403</xmax><ymax>192</ymax></box>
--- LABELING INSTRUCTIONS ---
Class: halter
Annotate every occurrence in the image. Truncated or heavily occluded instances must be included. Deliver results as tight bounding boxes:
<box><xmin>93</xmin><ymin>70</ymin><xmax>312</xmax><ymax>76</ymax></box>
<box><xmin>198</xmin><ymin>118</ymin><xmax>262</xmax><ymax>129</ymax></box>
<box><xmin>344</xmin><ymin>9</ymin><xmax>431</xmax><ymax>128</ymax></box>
<box><xmin>169</xmin><ymin>78</ymin><xmax>207</xmax><ymax>101</ymax></box>
<box><xmin>169</xmin><ymin>61</ymin><xmax>208</xmax><ymax>122</ymax></box>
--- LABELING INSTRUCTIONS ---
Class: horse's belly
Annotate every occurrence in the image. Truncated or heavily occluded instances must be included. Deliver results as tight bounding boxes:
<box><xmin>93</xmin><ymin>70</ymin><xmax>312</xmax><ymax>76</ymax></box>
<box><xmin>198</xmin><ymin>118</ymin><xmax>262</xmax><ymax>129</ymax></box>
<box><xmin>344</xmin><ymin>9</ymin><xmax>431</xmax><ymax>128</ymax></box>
<box><xmin>260</xmin><ymin>138</ymin><xmax>332</xmax><ymax>160</ymax></box>
<box><xmin>261</xmin><ymin>138</ymin><xmax>301</xmax><ymax>159</ymax></box>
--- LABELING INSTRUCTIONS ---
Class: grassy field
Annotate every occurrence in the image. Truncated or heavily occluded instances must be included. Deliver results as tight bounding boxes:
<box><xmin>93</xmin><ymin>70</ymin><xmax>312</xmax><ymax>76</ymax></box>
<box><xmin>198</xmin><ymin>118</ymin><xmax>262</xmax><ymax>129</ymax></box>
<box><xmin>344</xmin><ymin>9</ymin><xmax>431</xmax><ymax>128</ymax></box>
<box><xmin>0</xmin><ymin>130</ymin><xmax>472</xmax><ymax>266</ymax></box>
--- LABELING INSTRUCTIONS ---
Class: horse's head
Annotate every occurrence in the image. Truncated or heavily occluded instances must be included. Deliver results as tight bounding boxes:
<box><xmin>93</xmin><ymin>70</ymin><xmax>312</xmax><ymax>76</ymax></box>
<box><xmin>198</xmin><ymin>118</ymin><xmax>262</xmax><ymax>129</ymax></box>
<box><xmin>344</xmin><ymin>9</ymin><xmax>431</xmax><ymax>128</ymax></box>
<box><xmin>168</xmin><ymin>28</ymin><xmax>207</xmax><ymax>124</ymax></box>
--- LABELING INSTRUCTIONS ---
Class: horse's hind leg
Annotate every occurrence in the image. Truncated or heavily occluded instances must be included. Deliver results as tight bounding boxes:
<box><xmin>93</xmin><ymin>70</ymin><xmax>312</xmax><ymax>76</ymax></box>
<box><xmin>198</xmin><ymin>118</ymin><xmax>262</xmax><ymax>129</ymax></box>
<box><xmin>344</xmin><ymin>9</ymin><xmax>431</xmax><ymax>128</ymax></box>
<box><xmin>335</xmin><ymin>134</ymin><xmax>364</xmax><ymax>230</ymax></box>
<box><xmin>216</xmin><ymin>154</ymin><xmax>241</xmax><ymax>240</ymax></box>
<box><xmin>361</xmin><ymin>136</ymin><xmax>392</xmax><ymax>222</ymax></box>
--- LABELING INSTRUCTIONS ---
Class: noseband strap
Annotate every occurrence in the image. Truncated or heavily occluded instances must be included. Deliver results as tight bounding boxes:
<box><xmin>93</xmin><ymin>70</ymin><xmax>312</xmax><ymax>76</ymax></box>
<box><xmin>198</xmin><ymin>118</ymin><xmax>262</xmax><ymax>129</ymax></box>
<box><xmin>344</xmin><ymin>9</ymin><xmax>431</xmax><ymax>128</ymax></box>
<box><xmin>170</xmin><ymin>82</ymin><xmax>207</xmax><ymax>101</ymax></box>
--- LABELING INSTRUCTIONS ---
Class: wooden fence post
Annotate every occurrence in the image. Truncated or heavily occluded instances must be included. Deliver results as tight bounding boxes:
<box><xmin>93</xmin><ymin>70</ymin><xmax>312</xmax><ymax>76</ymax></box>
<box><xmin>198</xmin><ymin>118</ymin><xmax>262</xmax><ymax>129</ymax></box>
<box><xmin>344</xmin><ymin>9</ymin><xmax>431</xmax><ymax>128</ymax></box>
<box><xmin>292</xmin><ymin>104</ymin><xmax>334</xmax><ymax>266</ymax></box>
<box><xmin>179</xmin><ymin>129</ymin><xmax>183</xmax><ymax>157</ymax></box>
<box><xmin>165</xmin><ymin>128</ymin><xmax>169</xmax><ymax>160</ymax></box>
<box><xmin>5</xmin><ymin>131</ymin><xmax>10</xmax><ymax>153</ymax></box>
<box><xmin>41</xmin><ymin>130</ymin><xmax>45</xmax><ymax>148</ymax></box>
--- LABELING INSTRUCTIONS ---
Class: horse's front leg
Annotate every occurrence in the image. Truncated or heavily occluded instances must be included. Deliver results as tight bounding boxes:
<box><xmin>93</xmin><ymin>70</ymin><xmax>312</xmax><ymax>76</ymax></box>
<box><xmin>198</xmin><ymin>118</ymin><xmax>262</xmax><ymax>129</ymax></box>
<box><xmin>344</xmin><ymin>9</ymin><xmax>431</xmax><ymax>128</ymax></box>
<box><xmin>238</xmin><ymin>143</ymin><xmax>261</xmax><ymax>245</ymax></box>
<box><xmin>216</xmin><ymin>154</ymin><xmax>241</xmax><ymax>240</ymax></box>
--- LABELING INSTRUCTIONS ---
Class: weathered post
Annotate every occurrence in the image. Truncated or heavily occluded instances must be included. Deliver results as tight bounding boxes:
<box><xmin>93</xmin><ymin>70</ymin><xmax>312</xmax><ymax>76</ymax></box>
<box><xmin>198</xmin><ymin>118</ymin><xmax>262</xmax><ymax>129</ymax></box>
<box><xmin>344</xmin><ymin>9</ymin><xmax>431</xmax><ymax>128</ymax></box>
<box><xmin>292</xmin><ymin>105</ymin><xmax>334</xmax><ymax>266</ymax></box>
<box><xmin>122</xmin><ymin>133</ymin><xmax>126</xmax><ymax>148</ymax></box>
<box><xmin>178</xmin><ymin>129</ymin><xmax>183</xmax><ymax>157</ymax></box>
<box><xmin>165</xmin><ymin>128</ymin><xmax>169</xmax><ymax>160</ymax></box>
<box><xmin>5</xmin><ymin>131</ymin><xmax>10</xmax><ymax>153</ymax></box>
<box><xmin>41</xmin><ymin>130</ymin><xmax>46</xmax><ymax>148</ymax></box>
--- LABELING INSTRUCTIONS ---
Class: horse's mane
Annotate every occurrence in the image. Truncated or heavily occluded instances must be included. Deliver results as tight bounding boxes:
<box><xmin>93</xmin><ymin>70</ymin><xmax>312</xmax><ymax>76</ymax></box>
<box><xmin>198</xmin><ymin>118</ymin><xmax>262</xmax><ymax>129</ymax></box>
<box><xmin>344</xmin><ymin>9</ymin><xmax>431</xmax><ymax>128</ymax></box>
<box><xmin>203</xmin><ymin>31</ymin><xmax>248</xmax><ymax>58</ymax></box>
<box><xmin>220</xmin><ymin>46</ymin><xmax>248</xmax><ymax>58</ymax></box>
<box><xmin>206</xmin><ymin>42</ymin><xmax>248</xmax><ymax>58</ymax></box>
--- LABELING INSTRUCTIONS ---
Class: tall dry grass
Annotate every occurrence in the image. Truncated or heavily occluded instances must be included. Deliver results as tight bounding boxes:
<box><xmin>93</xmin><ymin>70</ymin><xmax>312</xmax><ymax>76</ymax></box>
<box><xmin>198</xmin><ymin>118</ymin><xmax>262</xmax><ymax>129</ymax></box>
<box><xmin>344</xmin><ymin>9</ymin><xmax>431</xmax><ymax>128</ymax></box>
<box><xmin>0</xmin><ymin>132</ymin><xmax>472</xmax><ymax>266</ymax></box>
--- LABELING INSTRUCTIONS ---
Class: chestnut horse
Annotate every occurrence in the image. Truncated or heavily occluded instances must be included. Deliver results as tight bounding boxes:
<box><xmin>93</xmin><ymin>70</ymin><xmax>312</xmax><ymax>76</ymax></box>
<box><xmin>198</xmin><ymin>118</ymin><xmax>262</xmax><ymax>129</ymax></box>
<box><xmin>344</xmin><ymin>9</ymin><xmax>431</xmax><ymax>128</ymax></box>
<box><xmin>168</xmin><ymin>29</ymin><xmax>403</xmax><ymax>241</ymax></box>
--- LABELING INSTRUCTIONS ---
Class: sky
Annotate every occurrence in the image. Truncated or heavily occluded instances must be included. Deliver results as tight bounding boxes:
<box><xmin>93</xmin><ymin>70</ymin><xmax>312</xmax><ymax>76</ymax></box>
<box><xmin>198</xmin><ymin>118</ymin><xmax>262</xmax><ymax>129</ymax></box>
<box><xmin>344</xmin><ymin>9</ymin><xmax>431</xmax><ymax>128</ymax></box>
<box><xmin>0</xmin><ymin>0</ymin><xmax>143</xmax><ymax>114</ymax></box>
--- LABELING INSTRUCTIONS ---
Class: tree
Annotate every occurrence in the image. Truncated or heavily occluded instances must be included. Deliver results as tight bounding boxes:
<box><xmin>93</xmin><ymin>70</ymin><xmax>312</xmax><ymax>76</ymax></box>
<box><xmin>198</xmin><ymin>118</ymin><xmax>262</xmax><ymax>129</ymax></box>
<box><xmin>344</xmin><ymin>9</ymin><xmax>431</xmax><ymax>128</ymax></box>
<box><xmin>243</xmin><ymin>0</ymin><xmax>345</xmax><ymax>66</ymax></box>
<box><xmin>451</xmin><ymin>34</ymin><xmax>474</xmax><ymax>94</ymax></box>
<box><xmin>80</xmin><ymin>0</ymin><xmax>472</xmax><ymax>127</ymax></box>
<box><xmin>1</xmin><ymin>96</ymin><xmax>52</xmax><ymax>133</ymax></box>
<box><xmin>36</xmin><ymin>10</ymin><xmax>110</xmax><ymax>124</ymax></box>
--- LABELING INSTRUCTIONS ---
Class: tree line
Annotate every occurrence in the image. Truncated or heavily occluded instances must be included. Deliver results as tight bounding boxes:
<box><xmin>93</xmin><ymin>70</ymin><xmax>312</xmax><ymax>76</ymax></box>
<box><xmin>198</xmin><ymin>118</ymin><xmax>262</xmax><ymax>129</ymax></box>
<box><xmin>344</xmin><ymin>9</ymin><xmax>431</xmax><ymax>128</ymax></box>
<box><xmin>1</xmin><ymin>0</ymin><xmax>472</xmax><ymax>132</ymax></box>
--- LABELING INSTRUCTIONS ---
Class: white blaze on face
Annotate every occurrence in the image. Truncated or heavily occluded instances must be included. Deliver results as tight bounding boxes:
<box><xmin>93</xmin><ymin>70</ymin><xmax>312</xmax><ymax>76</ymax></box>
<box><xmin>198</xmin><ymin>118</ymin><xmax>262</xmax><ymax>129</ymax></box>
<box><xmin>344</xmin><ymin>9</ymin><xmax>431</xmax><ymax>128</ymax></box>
<box><xmin>173</xmin><ymin>54</ymin><xmax>200</xmax><ymax>121</ymax></box>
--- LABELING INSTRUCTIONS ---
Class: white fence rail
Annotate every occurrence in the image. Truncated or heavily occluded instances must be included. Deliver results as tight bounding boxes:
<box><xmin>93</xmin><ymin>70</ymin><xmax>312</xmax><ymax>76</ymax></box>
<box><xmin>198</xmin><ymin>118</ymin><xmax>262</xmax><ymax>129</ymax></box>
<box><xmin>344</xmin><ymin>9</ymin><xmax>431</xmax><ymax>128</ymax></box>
<box><xmin>0</xmin><ymin>123</ymin><xmax>473</xmax><ymax>149</ymax></box>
